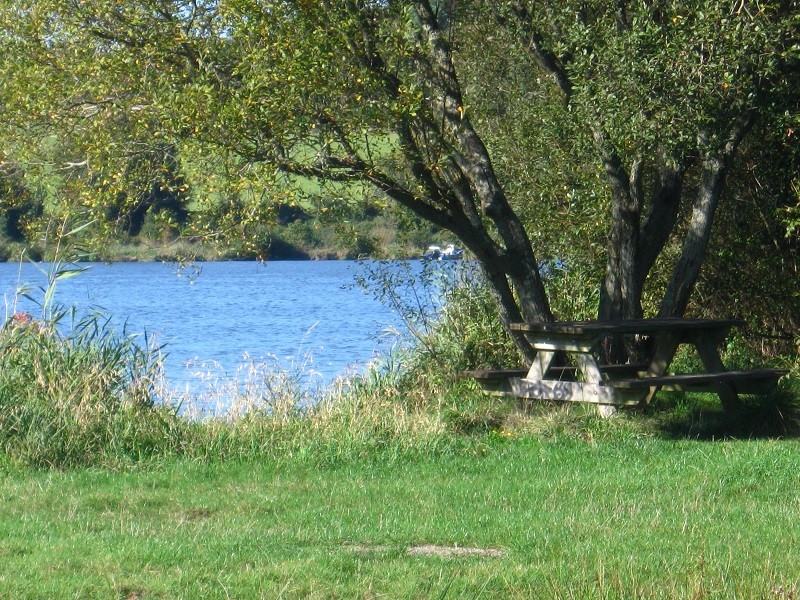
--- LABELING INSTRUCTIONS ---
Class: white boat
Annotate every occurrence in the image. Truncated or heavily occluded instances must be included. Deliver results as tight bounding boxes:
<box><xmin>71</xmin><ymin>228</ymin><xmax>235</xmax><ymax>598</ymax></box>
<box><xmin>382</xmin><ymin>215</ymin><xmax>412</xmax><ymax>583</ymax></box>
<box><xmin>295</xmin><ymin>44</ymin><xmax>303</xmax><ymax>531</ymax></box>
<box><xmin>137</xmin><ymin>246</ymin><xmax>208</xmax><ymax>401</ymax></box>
<box><xmin>423</xmin><ymin>245</ymin><xmax>442</xmax><ymax>260</ymax></box>
<box><xmin>440</xmin><ymin>243</ymin><xmax>464</xmax><ymax>260</ymax></box>
<box><xmin>423</xmin><ymin>243</ymin><xmax>464</xmax><ymax>260</ymax></box>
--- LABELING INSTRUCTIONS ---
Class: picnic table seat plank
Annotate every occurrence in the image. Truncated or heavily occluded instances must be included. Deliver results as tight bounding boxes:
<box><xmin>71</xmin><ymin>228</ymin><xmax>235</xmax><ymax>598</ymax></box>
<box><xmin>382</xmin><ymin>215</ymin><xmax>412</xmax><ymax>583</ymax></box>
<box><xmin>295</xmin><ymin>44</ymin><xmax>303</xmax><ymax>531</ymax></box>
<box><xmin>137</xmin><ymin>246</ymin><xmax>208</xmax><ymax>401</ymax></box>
<box><xmin>506</xmin><ymin>378</ymin><xmax>646</xmax><ymax>406</ymax></box>
<box><xmin>464</xmin><ymin>363</ymin><xmax>648</xmax><ymax>381</ymax></box>
<box><xmin>464</xmin><ymin>364</ymin><xmax>651</xmax><ymax>401</ymax></box>
<box><xmin>600</xmin><ymin>368</ymin><xmax>789</xmax><ymax>393</ymax></box>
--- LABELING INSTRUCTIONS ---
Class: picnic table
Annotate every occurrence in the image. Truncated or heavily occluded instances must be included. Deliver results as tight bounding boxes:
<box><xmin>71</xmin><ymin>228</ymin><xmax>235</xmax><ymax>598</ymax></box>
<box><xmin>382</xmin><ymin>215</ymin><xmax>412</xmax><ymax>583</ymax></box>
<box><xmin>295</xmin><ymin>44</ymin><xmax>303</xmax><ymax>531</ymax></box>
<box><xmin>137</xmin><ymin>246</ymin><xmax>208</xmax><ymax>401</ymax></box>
<box><xmin>466</xmin><ymin>318</ymin><xmax>788</xmax><ymax>417</ymax></box>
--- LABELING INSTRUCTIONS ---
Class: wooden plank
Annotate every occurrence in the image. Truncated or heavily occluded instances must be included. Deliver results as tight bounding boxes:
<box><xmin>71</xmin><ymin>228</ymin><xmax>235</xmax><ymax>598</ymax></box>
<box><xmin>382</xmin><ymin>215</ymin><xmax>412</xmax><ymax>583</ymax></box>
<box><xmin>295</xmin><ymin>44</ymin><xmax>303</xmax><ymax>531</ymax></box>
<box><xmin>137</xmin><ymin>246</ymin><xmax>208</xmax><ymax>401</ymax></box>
<box><xmin>463</xmin><ymin>366</ymin><xmax>576</xmax><ymax>381</ymax></box>
<box><xmin>576</xmin><ymin>353</ymin><xmax>603</xmax><ymax>384</ymax></box>
<box><xmin>524</xmin><ymin>332</ymin><xmax>603</xmax><ymax>353</ymax></box>
<box><xmin>462</xmin><ymin>369</ymin><xmax>528</xmax><ymax>380</ymax></box>
<box><xmin>599</xmin><ymin>369</ymin><xmax>788</xmax><ymax>390</ymax></box>
<box><xmin>603</xmin><ymin>363</ymin><xmax>649</xmax><ymax>375</ymax></box>
<box><xmin>464</xmin><ymin>363</ymin><xmax>648</xmax><ymax>381</ymax></box>
<box><xmin>468</xmin><ymin>377</ymin><xmax>516</xmax><ymax>396</ymax></box>
<box><xmin>691</xmin><ymin>328</ymin><xmax>740</xmax><ymax>411</ymax></box>
<box><xmin>644</xmin><ymin>329</ymin><xmax>681</xmax><ymax>378</ymax></box>
<box><xmin>574</xmin><ymin>353</ymin><xmax>616</xmax><ymax>417</ymax></box>
<box><xmin>640</xmin><ymin>328</ymin><xmax>682</xmax><ymax>404</ymax></box>
<box><xmin>527</xmin><ymin>350</ymin><xmax>556</xmax><ymax>379</ymax></box>
<box><xmin>511</xmin><ymin>318</ymin><xmax>745</xmax><ymax>336</ymax></box>
<box><xmin>476</xmin><ymin>371</ymin><xmax>785</xmax><ymax>401</ymax></box>
<box><xmin>508</xmin><ymin>378</ymin><xmax>644</xmax><ymax>406</ymax></box>
<box><xmin>734</xmin><ymin>376</ymin><xmax>789</xmax><ymax>395</ymax></box>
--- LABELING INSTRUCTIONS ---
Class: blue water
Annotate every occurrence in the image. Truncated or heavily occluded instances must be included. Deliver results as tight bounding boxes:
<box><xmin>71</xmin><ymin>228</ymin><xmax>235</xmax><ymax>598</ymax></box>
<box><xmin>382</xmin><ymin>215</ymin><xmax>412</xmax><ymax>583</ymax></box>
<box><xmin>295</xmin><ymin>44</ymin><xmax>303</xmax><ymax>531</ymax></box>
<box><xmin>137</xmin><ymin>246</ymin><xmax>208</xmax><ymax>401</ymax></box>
<box><xmin>1</xmin><ymin>260</ymin><xmax>420</xmax><ymax>394</ymax></box>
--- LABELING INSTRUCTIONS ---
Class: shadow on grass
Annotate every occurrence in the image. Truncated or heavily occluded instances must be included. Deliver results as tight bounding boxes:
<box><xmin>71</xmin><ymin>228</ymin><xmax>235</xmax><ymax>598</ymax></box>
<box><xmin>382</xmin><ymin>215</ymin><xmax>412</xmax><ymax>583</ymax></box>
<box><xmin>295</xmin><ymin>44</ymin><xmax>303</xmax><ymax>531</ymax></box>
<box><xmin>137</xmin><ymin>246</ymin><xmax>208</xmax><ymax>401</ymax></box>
<box><xmin>650</xmin><ymin>380</ymin><xmax>800</xmax><ymax>440</ymax></box>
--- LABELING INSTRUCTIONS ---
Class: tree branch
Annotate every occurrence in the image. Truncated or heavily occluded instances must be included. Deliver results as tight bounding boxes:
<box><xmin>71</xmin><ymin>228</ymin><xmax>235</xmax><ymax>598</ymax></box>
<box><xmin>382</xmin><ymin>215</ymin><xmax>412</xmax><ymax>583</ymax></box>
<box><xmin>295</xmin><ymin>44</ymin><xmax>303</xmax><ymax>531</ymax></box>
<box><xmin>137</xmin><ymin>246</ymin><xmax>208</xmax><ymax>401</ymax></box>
<box><xmin>635</xmin><ymin>162</ymin><xmax>684</xmax><ymax>288</ymax></box>
<box><xmin>503</xmin><ymin>3</ymin><xmax>574</xmax><ymax>100</ymax></box>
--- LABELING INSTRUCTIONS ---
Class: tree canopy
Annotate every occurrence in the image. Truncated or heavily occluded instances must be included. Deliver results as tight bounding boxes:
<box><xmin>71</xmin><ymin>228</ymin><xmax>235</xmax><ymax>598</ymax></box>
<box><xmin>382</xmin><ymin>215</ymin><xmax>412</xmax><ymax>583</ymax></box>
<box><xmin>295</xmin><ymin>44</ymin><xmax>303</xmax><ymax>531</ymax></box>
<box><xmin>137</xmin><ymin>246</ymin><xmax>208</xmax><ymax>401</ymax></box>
<box><xmin>1</xmin><ymin>0</ymin><xmax>798</xmax><ymax>360</ymax></box>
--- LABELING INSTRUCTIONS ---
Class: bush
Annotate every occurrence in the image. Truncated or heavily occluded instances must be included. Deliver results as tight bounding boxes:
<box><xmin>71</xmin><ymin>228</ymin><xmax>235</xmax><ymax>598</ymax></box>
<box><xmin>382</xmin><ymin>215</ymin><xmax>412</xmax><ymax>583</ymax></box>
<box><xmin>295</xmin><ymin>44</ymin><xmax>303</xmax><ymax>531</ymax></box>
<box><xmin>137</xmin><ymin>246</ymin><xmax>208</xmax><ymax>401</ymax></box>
<box><xmin>357</xmin><ymin>260</ymin><xmax>520</xmax><ymax>372</ymax></box>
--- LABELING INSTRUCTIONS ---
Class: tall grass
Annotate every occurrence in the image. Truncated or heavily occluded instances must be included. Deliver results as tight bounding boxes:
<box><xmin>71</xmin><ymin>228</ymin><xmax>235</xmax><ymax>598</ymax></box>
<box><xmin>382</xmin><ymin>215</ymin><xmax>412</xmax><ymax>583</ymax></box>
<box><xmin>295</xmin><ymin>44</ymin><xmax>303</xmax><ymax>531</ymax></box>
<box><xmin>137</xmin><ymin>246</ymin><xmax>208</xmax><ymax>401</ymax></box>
<box><xmin>1</xmin><ymin>233</ymin><xmax>192</xmax><ymax>468</ymax></box>
<box><xmin>0</xmin><ymin>304</ymin><xmax>457</xmax><ymax>469</ymax></box>
<box><xmin>354</xmin><ymin>259</ymin><xmax>800</xmax><ymax>441</ymax></box>
<box><xmin>0</xmin><ymin>310</ymin><xmax>185</xmax><ymax>468</ymax></box>
<box><xmin>165</xmin><ymin>355</ymin><xmax>454</xmax><ymax>467</ymax></box>
<box><xmin>356</xmin><ymin>260</ymin><xmax>520</xmax><ymax>384</ymax></box>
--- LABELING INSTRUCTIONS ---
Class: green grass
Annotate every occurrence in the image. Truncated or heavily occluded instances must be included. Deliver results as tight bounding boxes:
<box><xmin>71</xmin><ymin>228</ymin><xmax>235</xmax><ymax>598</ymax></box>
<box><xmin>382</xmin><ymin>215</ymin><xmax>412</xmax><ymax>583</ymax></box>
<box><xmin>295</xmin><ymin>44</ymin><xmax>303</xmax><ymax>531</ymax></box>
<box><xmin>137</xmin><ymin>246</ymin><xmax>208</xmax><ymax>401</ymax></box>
<box><xmin>1</xmin><ymin>436</ymin><xmax>799</xmax><ymax>598</ymax></box>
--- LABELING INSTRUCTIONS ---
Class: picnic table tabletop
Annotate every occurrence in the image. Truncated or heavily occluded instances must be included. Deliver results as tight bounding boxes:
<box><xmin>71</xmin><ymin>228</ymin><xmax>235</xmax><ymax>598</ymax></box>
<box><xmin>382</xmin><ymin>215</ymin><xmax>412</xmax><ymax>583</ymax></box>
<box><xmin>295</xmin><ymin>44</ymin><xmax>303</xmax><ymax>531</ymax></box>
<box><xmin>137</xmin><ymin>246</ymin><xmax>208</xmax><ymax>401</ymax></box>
<box><xmin>509</xmin><ymin>317</ymin><xmax>745</xmax><ymax>335</ymax></box>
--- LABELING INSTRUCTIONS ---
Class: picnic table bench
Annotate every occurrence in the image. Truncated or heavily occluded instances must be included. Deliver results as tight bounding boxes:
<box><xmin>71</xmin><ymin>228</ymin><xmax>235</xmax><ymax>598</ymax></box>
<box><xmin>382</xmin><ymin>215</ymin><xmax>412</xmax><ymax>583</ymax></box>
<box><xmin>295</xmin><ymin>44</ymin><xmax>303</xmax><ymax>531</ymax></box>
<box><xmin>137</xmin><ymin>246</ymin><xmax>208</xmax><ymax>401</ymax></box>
<box><xmin>465</xmin><ymin>318</ymin><xmax>788</xmax><ymax>417</ymax></box>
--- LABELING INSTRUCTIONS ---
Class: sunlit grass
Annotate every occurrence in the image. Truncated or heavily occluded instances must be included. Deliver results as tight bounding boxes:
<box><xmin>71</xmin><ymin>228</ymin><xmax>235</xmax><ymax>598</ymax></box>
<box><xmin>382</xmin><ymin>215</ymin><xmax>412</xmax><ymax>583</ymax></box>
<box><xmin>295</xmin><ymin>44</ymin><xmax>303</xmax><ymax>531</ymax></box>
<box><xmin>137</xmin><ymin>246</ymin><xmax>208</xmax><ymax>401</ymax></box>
<box><xmin>2</xmin><ymin>437</ymin><xmax>799</xmax><ymax>598</ymax></box>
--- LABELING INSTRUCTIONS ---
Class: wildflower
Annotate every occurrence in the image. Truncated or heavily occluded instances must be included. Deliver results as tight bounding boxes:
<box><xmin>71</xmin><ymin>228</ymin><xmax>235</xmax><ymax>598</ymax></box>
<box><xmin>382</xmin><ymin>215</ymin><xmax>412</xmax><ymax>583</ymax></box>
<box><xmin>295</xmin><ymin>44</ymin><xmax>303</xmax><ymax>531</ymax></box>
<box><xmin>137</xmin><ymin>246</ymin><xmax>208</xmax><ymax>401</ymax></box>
<box><xmin>4</xmin><ymin>312</ymin><xmax>44</xmax><ymax>335</ymax></box>
<box><xmin>11</xmin><ymin>312</ymin><xmax>34</xmax><ymax>327</ymax></box>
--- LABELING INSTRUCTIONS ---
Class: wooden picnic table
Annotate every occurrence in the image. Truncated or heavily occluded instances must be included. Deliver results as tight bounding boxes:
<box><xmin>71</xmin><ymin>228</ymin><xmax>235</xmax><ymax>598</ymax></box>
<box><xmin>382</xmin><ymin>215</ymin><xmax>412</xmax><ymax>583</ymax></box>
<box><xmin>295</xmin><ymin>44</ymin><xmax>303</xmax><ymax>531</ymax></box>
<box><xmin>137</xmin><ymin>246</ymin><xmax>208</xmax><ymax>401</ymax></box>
<box><xmin>466</xmin><ymin>318</ymin><xmax>787</xmax><ymax>417</ymax></box>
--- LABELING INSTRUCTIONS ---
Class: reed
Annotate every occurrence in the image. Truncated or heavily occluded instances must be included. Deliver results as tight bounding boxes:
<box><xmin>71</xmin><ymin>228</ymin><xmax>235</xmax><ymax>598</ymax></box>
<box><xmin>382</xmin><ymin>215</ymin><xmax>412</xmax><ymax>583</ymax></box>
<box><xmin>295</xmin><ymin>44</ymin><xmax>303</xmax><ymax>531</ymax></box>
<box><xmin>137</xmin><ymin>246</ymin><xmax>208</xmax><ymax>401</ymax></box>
<box><xmin>0</xmin><ymin>301</ymin><xmax>460</xmax><ymax>469</ymax></box>
<box><xmin>0</xmin><ymin>309</ymin><xmax>189</xmax><ymax>468</ymax></box>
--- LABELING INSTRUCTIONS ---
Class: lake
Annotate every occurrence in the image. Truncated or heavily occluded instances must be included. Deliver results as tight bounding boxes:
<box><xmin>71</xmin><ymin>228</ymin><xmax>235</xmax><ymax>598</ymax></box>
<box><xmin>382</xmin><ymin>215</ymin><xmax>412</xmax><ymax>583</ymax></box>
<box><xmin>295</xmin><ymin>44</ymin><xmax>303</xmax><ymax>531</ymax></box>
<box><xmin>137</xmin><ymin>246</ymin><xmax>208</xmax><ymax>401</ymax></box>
<box><xmin>1</xmin><ymin>260</ymin><xmax>441</xmax><ymax>398</ymax></box>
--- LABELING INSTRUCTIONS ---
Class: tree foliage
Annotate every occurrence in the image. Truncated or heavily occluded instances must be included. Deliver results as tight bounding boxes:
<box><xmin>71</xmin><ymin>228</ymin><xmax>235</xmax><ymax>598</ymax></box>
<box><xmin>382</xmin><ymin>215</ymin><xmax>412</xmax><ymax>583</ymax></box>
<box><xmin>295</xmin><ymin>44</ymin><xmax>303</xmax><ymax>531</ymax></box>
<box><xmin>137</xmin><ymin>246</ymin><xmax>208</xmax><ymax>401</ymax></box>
<box><xmin>472</xmin><ymin>0</ymin><xmax>799</xmax><ymax>355</ymax></box>
<box><xmin>0</xmin><ymin>158</ymin><xmax>43</xmax><ymax>244</ymax></box>
<box><xmin>1</xmin><ymin>0</ymin><xmax>798</xmax><ymax>360</ymax></box>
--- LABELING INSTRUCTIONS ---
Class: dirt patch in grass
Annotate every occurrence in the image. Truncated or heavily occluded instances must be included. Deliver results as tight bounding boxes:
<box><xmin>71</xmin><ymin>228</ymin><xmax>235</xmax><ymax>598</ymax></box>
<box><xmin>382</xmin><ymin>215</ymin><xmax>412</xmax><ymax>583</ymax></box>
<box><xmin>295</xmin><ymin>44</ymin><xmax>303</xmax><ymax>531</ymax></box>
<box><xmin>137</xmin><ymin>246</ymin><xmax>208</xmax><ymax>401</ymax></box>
<box><xmin>344</xmin><ymin>544</ymin><xmax>504</xmax><ymax>558</ymax></box>
<box><xmin>406</xmin><ymin>545</ymin><xmax>505</xmax><ymax>558</ymax></box>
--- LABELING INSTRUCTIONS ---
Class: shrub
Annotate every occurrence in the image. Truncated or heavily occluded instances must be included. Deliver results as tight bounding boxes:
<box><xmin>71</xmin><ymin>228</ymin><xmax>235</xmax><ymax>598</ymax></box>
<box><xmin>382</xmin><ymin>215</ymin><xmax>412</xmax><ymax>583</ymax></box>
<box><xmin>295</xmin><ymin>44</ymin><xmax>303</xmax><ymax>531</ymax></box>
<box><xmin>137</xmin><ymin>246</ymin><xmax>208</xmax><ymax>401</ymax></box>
<box><xmin>357</xmin><ymin>260</ymin><xmax>520</xmax><ymax>372</ymax></box>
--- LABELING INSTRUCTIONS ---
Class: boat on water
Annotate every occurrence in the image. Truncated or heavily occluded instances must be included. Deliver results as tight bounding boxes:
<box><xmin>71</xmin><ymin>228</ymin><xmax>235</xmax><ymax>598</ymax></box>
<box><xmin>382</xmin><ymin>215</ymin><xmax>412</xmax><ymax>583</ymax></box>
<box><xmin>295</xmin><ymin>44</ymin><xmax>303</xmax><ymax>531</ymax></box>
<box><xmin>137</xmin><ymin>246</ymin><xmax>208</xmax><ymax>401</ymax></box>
<box><xmin>423</xmin><ymin>243</ymin><xmax>464</xmax><ymax>261</ymax></box>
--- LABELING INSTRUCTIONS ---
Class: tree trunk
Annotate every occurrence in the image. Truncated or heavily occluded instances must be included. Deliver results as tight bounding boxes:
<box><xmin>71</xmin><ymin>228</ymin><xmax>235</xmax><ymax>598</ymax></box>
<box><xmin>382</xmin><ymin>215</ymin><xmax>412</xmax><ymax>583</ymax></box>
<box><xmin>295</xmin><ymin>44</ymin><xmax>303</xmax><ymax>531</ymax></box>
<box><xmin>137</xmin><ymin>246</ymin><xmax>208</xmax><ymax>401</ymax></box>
<box><xmin>597</xmin><ymin>143</ymin><xmax>643</xmax><ymax>324</ymax></box>
<box><xmin>444</xmin><ymin>208</ymin><xmax>545</xmax><ymax>362</ymax></box>
<box><xmin>635</xmin><ymin>163</ymin><xmax>684</xmax><ymax>289</ymax></box>
<box><xmin>414</xmin><ymin>0</ymin><xmax>554</xmax><ymax>341</ymax></box>
<box><xmin>595</xmin><ymin>132</ymin><xmax>643</xmax><ymax>362</ymax></box>
<box><xmin>658</xmin><ymin>155</ymin><xmax>728</xmax><ymax>318</ymax></box>
<box><xmin>659</xmin><ymin>116</ymin><xmax>754</xmax><ymax>317</ymax></box>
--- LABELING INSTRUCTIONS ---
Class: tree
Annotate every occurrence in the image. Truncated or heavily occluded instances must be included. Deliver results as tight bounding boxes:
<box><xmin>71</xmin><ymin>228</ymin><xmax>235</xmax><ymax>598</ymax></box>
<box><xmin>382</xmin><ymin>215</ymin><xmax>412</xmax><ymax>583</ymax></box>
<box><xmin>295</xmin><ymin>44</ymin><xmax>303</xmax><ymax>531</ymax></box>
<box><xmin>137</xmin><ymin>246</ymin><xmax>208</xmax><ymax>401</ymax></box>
<box><xmin>493</xmin><ymin>0</ymin><xmax>799</xmax><ymax>357</ymax></box>
<box><xmin>696</xmin><ymin>112</ymin><xmax>800</xmax><ymax>353</ymax></box>
<box><xmin>1</xmin><ymin>0</ymin><xmax>797</xmax><ymax>362</ymax></box>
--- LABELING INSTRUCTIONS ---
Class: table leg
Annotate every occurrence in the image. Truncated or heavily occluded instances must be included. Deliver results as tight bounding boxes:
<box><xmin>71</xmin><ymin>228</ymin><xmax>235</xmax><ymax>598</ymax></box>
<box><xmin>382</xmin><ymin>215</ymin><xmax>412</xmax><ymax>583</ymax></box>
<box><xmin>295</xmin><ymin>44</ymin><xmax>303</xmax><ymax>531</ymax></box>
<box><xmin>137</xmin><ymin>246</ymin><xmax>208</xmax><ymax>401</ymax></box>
<box><xmin>640</xmin><ymin>329</ymin><xmax>683</xmax><ymax>404</ymax></box>
<box><xmin>575</xmin><ymin>353</ymin><xmax>616</xmax><ymax>417</ymax></box>
<box><xmin>692</xmin><ymin>330</ymin><xmax>741</xmax><ymax>413</ymax></box>
<box><xmin>526</xmin><ymin>350</ymin><xmax>556</xmax><ymax>380</ymax></box>
<box><xmin>645</xmin><ymin>330</ymin><xmax>682</xmax><ymax>377</ymax></box>
<box><xmin>513</xmin><ymin>351</ymin><xmax>555</xmax><ymax>412</ymax></box>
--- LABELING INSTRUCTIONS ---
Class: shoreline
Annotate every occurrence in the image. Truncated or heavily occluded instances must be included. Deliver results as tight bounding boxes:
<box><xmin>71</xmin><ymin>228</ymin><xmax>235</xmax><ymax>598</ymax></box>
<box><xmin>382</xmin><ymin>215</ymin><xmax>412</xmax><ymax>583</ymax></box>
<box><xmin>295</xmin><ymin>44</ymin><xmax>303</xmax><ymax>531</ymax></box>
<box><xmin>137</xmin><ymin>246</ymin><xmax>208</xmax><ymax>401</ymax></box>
<box><xmin>0</xmin><ymin>242</ymin><xmax>423</xmax><ymax>264</ymax></box>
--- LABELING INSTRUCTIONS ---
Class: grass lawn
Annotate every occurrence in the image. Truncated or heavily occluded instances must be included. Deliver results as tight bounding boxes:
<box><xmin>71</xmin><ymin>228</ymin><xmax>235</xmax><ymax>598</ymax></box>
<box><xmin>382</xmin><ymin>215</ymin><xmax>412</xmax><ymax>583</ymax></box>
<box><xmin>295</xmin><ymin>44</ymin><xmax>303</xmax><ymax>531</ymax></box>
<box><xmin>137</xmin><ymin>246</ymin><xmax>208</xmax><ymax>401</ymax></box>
<box><xmin>2</xmin><ymin>435</ymin><xmax>799</xmax><ymax>599</ymax></box>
